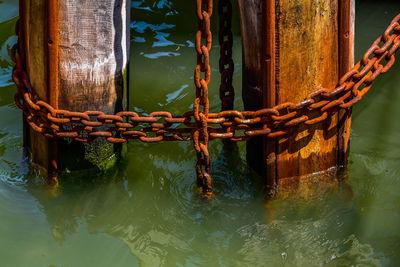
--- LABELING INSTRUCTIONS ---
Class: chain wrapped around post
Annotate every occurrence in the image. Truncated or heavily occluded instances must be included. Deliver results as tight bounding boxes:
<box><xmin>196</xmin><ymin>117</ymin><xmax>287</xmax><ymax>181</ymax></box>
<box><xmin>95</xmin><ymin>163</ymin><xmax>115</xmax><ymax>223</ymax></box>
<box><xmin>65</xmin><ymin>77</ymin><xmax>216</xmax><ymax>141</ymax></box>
<box><xmin>11</xmin><ymin>14</ymin><xmax>400</xmax><ymax>143</ymax></box>
<box><xmin>10</xmin><ymin>12</ymin><xmax>400</xmax><ymax>192</ymax></box>
<box><xmin>193</xmin><ymin>0</ymin><xmax>213</xmax><ymax>195</ymax></box>
<box><xmin>218</xmin><ymin>0</ymin><xmax>234</xmax><ymax>111</ymax></box>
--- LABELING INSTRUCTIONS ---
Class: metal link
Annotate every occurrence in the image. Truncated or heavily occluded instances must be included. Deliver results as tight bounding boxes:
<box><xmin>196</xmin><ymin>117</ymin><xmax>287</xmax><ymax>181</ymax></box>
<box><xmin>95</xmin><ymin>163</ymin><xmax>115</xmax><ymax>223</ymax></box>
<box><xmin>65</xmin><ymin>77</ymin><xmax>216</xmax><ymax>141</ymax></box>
<box><xmin>193</xmin><ymin>0</ymin><xmax>213</xmax><ymax>196</ymax></box>
<box><xmin>10</xmin><ymin>13</ymin><xmax>400</xmax><ymax>195</ymax></box>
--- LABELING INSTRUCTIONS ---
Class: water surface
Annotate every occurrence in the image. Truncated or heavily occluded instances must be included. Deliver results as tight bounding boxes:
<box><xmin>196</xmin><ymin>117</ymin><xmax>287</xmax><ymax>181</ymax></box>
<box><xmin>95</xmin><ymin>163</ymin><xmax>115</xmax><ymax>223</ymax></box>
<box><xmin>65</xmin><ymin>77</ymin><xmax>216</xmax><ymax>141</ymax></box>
<box><xmin>0</xmin><ymin>0</ymin><xmax>400</xmax><ymax>266</ymax></box>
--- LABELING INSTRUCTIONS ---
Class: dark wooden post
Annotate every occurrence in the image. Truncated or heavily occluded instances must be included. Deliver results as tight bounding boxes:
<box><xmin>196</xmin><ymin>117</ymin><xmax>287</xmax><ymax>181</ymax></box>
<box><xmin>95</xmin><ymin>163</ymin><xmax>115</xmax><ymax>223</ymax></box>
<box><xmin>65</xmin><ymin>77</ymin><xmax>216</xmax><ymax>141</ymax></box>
<box><xmin>238</xmin><ymin>0</ymin><xmax>355</xmax><ymax>196</ymax></box>
<box><xmin>20</xmin><ymin>0</ymin><xmax>130</xmax><ymax>176</ymax></box>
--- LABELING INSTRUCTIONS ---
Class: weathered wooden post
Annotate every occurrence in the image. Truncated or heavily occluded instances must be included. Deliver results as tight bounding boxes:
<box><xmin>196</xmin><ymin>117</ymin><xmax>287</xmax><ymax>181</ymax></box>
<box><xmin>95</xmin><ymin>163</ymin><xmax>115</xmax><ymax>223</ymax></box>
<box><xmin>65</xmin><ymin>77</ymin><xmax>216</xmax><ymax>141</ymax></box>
<box><xmin>19</xmin><ymin>0</ymin><xmax>130</xmax><ymax>177</ymax></box>
<box><xmin>238</xmin><ymin>0</ymin><xmax>355</xmax><ymax>196</ymax></box>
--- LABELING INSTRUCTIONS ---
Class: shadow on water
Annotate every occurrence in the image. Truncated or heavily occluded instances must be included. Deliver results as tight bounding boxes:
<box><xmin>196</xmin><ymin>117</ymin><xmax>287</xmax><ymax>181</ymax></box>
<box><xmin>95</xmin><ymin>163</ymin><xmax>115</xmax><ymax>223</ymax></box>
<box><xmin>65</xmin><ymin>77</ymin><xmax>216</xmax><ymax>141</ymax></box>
<box><xmin>0</xmin><ymin>0</ymin><xmax>400</xmax><ymax>266</ymax></box>
<box><xmin>19</xmin><ymin>141</ymin><xmax>366</xmax><ymax>266</ymax></box>
<box><xmin>16</xmin><ymin>124</ymin><xmax>364</xmax><ymax>266</ymax></box>
<box><xmin>19</xmin><ymin>140</ymin><xmax>265</xmax><ymax>265</ymax></box>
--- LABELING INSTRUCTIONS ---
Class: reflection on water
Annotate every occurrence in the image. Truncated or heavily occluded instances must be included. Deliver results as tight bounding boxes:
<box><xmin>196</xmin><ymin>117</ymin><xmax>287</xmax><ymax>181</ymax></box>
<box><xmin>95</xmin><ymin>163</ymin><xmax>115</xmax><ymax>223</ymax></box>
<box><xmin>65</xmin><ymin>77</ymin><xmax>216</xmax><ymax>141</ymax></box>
<box><xmin>0</xmin><ymin>0</ymin><xmax>400</xmax><ymax>266</ymax></box>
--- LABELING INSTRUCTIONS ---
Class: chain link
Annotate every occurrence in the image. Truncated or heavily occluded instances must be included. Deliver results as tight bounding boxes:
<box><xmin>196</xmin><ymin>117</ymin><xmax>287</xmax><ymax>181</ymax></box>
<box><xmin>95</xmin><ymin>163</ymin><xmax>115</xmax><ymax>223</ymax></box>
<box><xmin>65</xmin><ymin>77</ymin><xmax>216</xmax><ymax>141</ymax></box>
<box><xmin>10</xmin><ymin>13</ymin><xmax>400</xmax><ymax>195</ymax></box>
<box><xmin>11</xmin><ymin>14</ymin><xmax>400</xmax><ymax>143</ymax></box>
<box><xmin>193</xmin><ymin>0</ymin><xmax>213</xmax><ymax>195</ymax></box>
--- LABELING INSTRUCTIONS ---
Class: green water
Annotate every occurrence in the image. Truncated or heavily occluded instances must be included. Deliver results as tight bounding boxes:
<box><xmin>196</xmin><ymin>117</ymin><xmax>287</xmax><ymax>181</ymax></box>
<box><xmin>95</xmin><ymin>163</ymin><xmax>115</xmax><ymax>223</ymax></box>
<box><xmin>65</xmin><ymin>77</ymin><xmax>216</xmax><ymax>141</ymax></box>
<box><xmin>1</xmin><ymin>0</ymin><xmax>400</xmax><ymax>266</ymax></box>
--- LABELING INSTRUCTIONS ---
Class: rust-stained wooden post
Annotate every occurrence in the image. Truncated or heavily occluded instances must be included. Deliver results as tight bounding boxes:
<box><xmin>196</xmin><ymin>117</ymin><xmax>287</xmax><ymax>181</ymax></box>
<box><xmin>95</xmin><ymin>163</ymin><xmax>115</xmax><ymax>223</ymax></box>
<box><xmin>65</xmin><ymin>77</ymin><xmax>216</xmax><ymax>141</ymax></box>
<box><xmin>20</xmin><ymin>0</ymin><xmax>130</xmax><ymax>176</ymax></box>
<box><xmin>238</xmin><ymin>0</ymin><xmax>355</xmax><ymax>197</ymax></box>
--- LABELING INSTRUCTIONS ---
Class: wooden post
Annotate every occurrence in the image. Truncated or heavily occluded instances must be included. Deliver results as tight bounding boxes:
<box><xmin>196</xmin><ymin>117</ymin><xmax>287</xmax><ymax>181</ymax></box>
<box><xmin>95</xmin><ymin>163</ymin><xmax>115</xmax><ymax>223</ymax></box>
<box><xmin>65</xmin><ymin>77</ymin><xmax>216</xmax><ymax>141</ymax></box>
<box><xmin>238</xmin><ymin>0</ymin><xmax>355</xmax><ymax>197</ymax></box>
<box><xmin>20</xmin><ymin>0</ymin><xmax>130</xmax><ymax>175</ymax></box>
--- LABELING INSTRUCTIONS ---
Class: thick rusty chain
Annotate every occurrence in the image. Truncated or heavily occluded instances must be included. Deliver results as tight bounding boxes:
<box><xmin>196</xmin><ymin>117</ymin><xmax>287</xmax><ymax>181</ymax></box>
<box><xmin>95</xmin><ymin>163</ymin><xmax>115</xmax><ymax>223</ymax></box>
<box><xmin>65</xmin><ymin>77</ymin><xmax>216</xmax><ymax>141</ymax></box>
<box><xmin>218</xmin><ymin>0</ymin><xmax>234</xmax><ymax>111</ymax></box>
<box><xmin>11</xmin><ymin>14</ymin><xmax>400</xmax><ymax>143</ymax></box>
<box><xmin>10</xmin><ymin>13</ymin><xmax>400</xmax><ymax>192</ymax></box>
<box><xmin>193</xmin><ymin>0</ymin><xmax>213</xmax><ymax>194</ymax></box>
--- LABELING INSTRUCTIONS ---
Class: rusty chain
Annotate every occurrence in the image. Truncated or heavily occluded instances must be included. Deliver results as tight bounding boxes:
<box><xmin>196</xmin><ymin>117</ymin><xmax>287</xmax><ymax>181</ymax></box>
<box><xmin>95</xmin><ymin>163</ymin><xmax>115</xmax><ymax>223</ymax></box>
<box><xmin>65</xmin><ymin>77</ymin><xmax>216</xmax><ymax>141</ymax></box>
<box><xmin>218</xmin><ymin>0</ymin><xmax>234</xmax><ymax>111</ymax></box>
<box><xmin>193</xmin><ymin>0</ymin><xmax>213</xmax><ymax>194</ymax></box>
<box><xmin>10</xmin><ymin>12</ymin><xmax>400</xmax><ymax>194</ymax></box>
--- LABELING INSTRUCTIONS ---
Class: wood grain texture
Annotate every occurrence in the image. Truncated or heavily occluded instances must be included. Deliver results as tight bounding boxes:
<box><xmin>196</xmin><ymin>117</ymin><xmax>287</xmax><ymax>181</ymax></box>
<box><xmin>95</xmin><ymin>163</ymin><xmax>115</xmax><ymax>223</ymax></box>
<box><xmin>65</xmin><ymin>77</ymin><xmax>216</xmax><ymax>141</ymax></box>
<box><xmin>22</xmin><ymin>0</ymin><xmax>130</xmax><ymax>173</ymax></box>
<box><xmin>238</xmin><ymin>0</ymin><xmax>270</xmax><ymax>190</ymax></box>
<box><xmin>337</xmin><ymin>0</ymin><xmax>355</xmax><ymax>171</ymax></box>
<box><xmin>263</xmin><ymin>0</ymin><xmax>277</xmax><ymax>194</ymax></box>
<box><xmin>239</xmin><ymin>0</ymin><xmax>354</xmax><ymax>195</ymax></box>
<box><xmin>275</xmin><ymin>0</ymin><xmax>339</xmax><ymax>180</ymax></box>
<box><xmin>58</xmin><ymin>0</ymin><xmax>130</xmax><ymax>113</ymax></box>
<box><xmin>238</xmin><ymin>0</ymin><xmax>263</xmax><ymax>111</ymax></box>
<box><xmin>23</xmin><ymin>0</ymin><xmax>49</xmax><ymax>170</ymax></box>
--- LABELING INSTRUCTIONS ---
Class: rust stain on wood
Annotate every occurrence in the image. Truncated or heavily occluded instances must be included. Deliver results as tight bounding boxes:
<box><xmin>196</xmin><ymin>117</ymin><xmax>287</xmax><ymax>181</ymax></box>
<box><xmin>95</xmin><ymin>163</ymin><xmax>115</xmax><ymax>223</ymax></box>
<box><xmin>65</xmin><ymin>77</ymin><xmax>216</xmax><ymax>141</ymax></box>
<box><xmin>47</xmin><ymin>0</ymin><xmax>59</xmax><ymax>108</ymax></box>
<box><xmin>239</xmin><ymin>0</ymin><xmax>354</xmax><ymax>195</ymax></box>
<box><xmin>23</xmin><ymin>0</ymin><xmax>49</xmax><ymax>170</ymax></box>
<box><xmin>47</xmin><ymin>0</ymin><xmax>60</xmax><ymax>179</ymax></box>
<box><xmin>337</xmin><ymin>0</ymin><xmax>355</xmax><ymax>171</ymax></box>
<box><xmin>263</xmin><ymin>0</ymin><xmax>278</xmax><ymax>194</ymax></box>
<box><xmin>275</xmin><ymin>0</ymin><xmax>340</xmax><ymax>179</ymax></box>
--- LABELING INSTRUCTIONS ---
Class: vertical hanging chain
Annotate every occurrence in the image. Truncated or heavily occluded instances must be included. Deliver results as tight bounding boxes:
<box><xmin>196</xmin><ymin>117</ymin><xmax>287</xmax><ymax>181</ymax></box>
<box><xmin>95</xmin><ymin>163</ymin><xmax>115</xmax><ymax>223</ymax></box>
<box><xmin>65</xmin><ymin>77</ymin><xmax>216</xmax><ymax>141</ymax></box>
<box><xmin>218</xmin><ymin>0</ymin><xmax>234</xmax><ymax>111</ymax></box>
<box><xmin>194</xmin><ymin>0</ymin><xmax>213</xmax><ymax>196</ymax></box>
